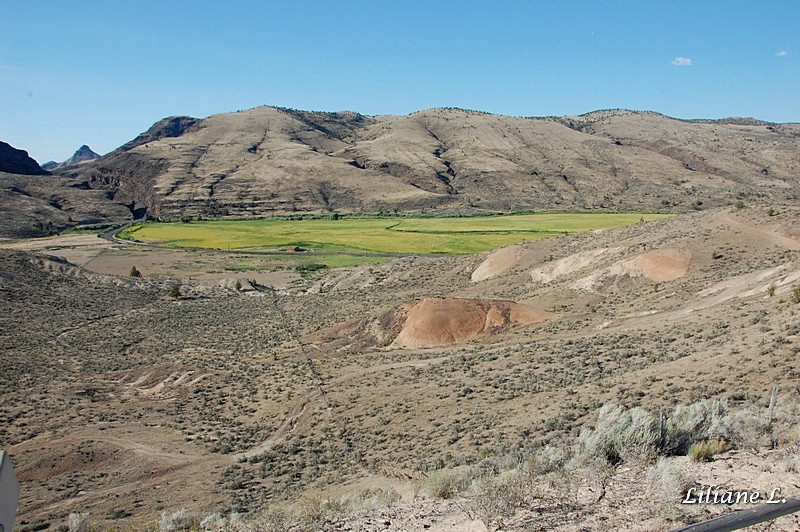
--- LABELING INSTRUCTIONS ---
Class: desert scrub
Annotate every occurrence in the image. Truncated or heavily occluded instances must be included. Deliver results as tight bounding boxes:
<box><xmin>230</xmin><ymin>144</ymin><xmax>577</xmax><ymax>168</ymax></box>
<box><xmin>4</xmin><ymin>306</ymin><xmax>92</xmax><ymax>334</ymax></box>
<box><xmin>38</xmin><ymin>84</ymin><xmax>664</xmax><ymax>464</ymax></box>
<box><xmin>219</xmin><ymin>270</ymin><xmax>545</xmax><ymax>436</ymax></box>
<box><xmin>645</xmin><ymin>457</ymin><xmax>691</xmax><ymax>519</ymax></box>
<box><xmin>296</xmin><ymin>497</ymin><xmax>346</xmax><ymax>530</ymax></box>
<box><xmin>426</xmin><ymin>470</ymin><xmax>470</xmax><ymax>499</ymax></box>
<box><xmin>689</xmin><ymin>439</ymin><xmax>727</xmax><ymax>462</ymax></box>
<box><xmin>574</xmin><ymin>404</ymin><xmax>661</xmax><ymax>466</ymax></box>
<box><xmin>158</xmin><ymin>508</ymin><xmax>197</xmax><ymax>531</ymax></box>
<box><xmin>460</xmin><ymin>472</ymin><xmax>526</xmax><ymax>532</ymax></box>
<box><xmin>67</xmin><ymin>512</ymin><xmax>92</xmax><ymax>532</ymax></box>
<box><xmin>343</xmin><ymin>488</ymin><xmax>402</xmax><ymax>511</ymax></box>
<box><xmin>664</xmin><ymin>398</ymin><xmax>728</xmax><ymax>455</ymax></box>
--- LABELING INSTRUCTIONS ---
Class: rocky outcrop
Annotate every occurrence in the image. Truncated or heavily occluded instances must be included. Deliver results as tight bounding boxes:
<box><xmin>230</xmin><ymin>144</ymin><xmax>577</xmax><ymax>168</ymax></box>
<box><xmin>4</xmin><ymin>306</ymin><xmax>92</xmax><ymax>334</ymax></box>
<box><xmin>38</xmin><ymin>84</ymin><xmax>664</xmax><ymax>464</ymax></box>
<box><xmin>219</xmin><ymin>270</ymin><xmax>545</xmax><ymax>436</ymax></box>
<box><xmin>42</xmin><ymin>145</ymin><xmax>101</xmax><ymax>171</ymax></box>
<box><xmin>0</xmin><ymin>141</ymin><xmax>48</xmax><ymax>175</ymax></box>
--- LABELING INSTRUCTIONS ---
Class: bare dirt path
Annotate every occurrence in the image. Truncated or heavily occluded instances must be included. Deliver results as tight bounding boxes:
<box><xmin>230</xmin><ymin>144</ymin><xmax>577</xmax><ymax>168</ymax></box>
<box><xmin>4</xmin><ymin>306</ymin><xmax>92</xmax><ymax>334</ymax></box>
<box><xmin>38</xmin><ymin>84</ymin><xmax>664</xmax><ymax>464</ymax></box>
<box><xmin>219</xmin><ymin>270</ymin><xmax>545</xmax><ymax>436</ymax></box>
<box><xmin>715</xmin><ymin>211</ymin><xmax>800</xmax><ymax>251</ymax></box>
<box><xmin>595</xmin><ymin>211</ymin><xmax>800</xmax><ymax>332</ymax></box>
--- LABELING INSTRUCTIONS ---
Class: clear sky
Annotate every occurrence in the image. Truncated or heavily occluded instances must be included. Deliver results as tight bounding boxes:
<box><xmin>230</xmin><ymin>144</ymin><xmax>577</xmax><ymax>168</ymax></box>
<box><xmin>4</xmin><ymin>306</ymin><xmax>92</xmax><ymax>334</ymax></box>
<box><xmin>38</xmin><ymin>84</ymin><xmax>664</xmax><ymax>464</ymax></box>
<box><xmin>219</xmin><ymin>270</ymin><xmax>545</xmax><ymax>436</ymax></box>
<box><xmin>1</xmin><ymin>1</ymin><xmax>798</xmax><ymax>163</ymax></box>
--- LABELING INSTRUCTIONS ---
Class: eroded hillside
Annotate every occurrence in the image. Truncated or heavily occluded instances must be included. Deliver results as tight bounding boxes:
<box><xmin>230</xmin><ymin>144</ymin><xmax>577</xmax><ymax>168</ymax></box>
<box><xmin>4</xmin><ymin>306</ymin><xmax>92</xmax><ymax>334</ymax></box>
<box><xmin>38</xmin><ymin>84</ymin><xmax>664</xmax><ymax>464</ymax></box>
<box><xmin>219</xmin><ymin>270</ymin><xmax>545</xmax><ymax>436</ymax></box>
<box><xmin>64</xmin><ymin>107</ymin><xmax>800</xmax><ymax>219</ymax></box>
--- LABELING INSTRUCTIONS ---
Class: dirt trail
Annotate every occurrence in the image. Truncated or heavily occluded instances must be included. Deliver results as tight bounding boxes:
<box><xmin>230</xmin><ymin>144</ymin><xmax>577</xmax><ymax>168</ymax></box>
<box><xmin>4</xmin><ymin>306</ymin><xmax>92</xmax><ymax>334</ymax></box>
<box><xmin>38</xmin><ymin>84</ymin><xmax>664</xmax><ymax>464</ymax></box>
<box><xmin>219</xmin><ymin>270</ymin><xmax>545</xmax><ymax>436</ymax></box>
<box><xmin>603</xmin><ymin>212</ymin><xmax>800</xmax><ymax>331</ymax></box>
<box><xmin>715</xmin><ymin>211</ymin><xmax>800</xmax><ymax>251</ymax></box>
<box><xmin>23</xmin><ymin>433</ymin><xmax>225</xmax><ymax>516</ymax></box>
<box><xmin>236</xmin><ymin>355</ymin><xmax>450</xmax><ymax>460</ymax></box>
<box><xmin>32</xmin><ymin>461</ymin><xmax>202</xmax><ymax>515</ymax></box>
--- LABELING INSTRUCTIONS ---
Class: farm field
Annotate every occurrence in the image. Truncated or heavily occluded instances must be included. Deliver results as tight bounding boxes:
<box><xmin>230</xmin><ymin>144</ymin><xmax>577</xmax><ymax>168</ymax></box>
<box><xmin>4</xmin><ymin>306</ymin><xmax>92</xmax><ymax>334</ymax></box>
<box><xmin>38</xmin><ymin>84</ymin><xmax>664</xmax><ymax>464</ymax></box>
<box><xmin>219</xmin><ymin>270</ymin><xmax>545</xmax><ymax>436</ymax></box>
<box><xmin>122</xmin><ymin>213</ymin><xmax>672</xmax><ymax>254</ymax></box>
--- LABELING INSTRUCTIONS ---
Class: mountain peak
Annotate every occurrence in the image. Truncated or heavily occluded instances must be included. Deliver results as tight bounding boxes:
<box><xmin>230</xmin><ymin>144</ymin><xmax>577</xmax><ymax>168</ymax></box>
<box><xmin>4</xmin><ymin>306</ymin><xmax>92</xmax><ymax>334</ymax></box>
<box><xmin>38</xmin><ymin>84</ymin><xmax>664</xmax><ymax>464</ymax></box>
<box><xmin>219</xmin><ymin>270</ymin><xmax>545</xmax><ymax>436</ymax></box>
<box><xmin>72</xmin><ymin>144</ymin><xmax>100</xmax><ymax>160</ymax></box>
<box><xmin>42</xmin><ymin>144</ymin><xmax>100</xmax><ymax>171</ymax></box>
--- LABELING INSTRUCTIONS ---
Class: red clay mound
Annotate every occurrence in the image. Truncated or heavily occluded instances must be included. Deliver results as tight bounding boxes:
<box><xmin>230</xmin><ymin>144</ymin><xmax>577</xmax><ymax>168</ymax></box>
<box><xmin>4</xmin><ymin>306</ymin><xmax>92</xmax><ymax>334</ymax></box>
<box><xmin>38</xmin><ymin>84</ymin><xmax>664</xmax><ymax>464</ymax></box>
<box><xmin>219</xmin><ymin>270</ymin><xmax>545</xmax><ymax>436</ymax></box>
<box><xmin>391</xmin><ymin>297</ymin><xmax>553</xmax><ymax>348</ymax></box>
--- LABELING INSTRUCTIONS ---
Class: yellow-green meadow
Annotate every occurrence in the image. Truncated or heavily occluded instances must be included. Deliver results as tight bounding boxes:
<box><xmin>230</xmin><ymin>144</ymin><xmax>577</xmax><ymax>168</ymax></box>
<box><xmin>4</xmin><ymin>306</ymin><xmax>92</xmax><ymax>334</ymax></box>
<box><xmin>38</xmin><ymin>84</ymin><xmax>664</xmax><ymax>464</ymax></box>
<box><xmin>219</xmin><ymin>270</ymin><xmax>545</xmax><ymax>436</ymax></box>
<box><xmin>122</xmin><ymin>213</ymin><xmax>671</xmax><ymax>255</ymax></box>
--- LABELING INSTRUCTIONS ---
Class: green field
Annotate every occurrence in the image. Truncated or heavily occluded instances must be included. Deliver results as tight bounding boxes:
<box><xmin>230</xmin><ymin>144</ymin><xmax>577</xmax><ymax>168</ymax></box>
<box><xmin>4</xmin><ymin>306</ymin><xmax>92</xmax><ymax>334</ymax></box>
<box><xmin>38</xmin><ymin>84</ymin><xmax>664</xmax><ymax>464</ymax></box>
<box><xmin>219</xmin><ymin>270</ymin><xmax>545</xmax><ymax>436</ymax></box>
<box><xmin>122</xmin><ymin>213</ymin><xmax>671</xmax><ymax>255</ymax></box>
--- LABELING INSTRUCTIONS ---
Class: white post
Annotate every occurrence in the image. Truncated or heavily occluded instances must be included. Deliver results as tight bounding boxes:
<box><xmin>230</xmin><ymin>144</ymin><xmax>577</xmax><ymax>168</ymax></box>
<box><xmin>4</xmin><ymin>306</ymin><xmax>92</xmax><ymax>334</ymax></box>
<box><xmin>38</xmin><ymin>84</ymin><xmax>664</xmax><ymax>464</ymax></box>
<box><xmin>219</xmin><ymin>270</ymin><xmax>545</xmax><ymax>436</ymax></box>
<box><xmin>0</xmin><ymin>451</ymin><xmax>20</xmax><ymax>532</ymax></box>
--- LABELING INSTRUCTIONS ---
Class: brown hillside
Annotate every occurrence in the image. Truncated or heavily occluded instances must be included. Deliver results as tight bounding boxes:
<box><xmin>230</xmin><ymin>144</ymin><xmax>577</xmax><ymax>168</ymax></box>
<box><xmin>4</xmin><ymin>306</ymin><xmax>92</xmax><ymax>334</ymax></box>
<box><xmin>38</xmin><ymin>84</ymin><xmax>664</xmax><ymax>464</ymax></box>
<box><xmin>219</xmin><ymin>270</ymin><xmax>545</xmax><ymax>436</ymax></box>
<box><xmin>65</xmin><ymin>106</ymin><xmax>800</xmax><ymax>219</ymax></box>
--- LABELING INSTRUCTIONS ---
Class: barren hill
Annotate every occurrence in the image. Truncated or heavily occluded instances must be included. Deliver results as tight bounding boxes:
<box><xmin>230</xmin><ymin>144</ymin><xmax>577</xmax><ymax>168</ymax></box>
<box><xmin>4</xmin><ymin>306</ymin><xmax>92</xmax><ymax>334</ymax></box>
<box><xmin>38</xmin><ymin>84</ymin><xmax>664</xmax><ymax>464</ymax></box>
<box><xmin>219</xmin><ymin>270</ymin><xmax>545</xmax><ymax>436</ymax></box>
<box><xmin>0</xmin><ymin>171</ymin><xmax>131</xmax><ymax>238</ymax></box>
<box><xmin>0</xmin><ymin>141</ymin><xmax>48</xmax><ymax>175</ymax></box>
<box><xmin>42</xmin><ymin>144</ymin><xmax>101</xmax><ymax>171</ymax></box>
<box><xmin>65</xmin><ymin>107</ymin><xmax>800</xmax><ymax>220</ymax></box>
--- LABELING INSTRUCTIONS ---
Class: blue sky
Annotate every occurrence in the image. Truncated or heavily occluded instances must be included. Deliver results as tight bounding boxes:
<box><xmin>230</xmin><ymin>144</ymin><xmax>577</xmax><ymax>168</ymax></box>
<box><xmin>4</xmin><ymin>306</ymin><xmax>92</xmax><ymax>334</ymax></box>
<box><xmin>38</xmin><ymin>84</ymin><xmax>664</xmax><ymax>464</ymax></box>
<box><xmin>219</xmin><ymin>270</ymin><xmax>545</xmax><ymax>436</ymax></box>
<box><xmin>1</xmin><ymin>1</ymin><xmax>797</xmax><ymax>162</ymax></box>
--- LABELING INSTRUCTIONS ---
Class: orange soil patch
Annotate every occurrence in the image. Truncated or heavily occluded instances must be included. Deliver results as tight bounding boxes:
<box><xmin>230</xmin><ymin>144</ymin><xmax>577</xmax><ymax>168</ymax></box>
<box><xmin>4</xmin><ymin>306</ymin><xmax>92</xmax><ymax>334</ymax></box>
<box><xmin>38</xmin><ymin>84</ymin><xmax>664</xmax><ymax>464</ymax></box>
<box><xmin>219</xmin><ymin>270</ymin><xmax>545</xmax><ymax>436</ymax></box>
<box><xmin>391</xmin><ymin>297</ymin><xmax>554</xmax><ymax>348</ymax></box>
<box><xmin>572</xmin><ymin>248</ymin><xmax>691</xmax><ymax>291</ymax></box>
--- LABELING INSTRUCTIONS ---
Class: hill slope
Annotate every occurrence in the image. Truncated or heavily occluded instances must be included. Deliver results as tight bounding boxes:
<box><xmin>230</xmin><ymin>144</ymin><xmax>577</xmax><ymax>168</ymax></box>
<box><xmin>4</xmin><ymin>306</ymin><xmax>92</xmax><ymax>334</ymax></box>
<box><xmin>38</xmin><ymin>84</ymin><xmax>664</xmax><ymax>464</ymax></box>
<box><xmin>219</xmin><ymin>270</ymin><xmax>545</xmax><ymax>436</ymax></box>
<box><xmin>0</xmin><ymin>171</ymin><xmax>132</xmax><ymax>238</ymax></box>
<box><xmin>3</xmin><ymin>204</ymin><xmax>800</xmax><ymax>529</ymax></box>
<box><xmin>67</xmin><ymin>107</ymin><xmax>800</xmax><ymax>219</ymax></box>
<box><xmin>0</xmin><ymin>141</ymin><xmax>48</xmax><ymax>175</ymax></box>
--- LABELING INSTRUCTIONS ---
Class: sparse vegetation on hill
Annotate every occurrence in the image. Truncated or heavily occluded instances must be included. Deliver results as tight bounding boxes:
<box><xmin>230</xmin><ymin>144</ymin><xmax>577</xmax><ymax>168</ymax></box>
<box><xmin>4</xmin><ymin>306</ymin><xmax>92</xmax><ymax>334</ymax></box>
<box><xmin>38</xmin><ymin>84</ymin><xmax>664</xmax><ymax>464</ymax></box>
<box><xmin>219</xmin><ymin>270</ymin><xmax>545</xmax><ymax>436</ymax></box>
<box><xmin>63</xmin><ymin>106</ymin><xmax>800</xmax><ymax>221</ymax></box>
<box><xmin>3</xmin><ymin>203</ymin><xmax>800</xmax><ymax>530</ymax></box>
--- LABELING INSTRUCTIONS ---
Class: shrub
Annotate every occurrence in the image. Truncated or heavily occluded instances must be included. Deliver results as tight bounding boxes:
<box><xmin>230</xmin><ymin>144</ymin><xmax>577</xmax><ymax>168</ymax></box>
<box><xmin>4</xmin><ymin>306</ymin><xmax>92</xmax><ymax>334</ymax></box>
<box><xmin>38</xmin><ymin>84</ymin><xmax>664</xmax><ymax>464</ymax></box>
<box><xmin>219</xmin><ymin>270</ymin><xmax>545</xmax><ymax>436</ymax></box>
<box><xmin>296</xmin><ymin>497</ymin><xmax>344</xmax><ymax>530</ymax></box>
<box><xmin>461</xmin><ymin>473</ymin><xmax>525</xmax><ymax>532</ymax></box>
<box><xmin>526</xmin><ymin>445</ymin><xmax>568</xmax><ymax>475</ymax></box>
<box><xmin>235</xmin><ymin>279</ymin><xmax>242</xmax><ymax>291</ymax></box>
<box><xmin>67</xmin><ymin>513</ymin><xmax>91</xmax><ymax>532</ymax></box>
<box><xmin>345</xmin><ymin>488</ymin><xmax>402</xmax><ymax>511</ymax></box>
<box><xmin>257</xmin><ymin>506</ymin><xmax>296</xmax><ymax>532</ymax></box>
<box><xmin>170</xmin><ymin>282</ymin><xmax>182</xmax><ymax>299</ymax></box>
<box><xmin>427</xmin><ymin>470</ymin><xmax>470</xmax><ymax>499</ymax></box>
<box><xmin>793</xmin><ymin>285</ymin><xmax>800</xmax><ymax>304</ymax></box>
<box><xmin>689</xmin><ymin>439</ymin><xmax>727</xmax><ymax>462</ymax></box>
<box><xmin>295</xmin><ymin>262</ymin><xmax>327</xmax><ymax>273</ymax></box>
<box><xmin>158</xmin><ymin>509</ymin><xmax>196</xmax><ymax>531</ymax></box>
<box><xmin>646</xmin><ymin>457</ymin><xmax>691</xmax><ymax>519</ymax></box>
<box><xmin>734</xmin><ymin>200</ymin><xmax>744</xmax><ymax>210</ymax></box>
<box><xmin>129</xmin><ymin>266</ymin><xmax>142</xmax><ymax>277</ymax></box>
<box><xmin>708</xmin><ymin>408</ymin><xmax>770</xmax><ymax>450</ymax></box>
<box><xmin>664</xmin><ymin>399</ymin><xmax>728</xmax><ymax>455</ymax></box>
<box><xmin>574</xmin><ymin>404</ymin><xmax>660</xmax><ymax>466</ymax></box>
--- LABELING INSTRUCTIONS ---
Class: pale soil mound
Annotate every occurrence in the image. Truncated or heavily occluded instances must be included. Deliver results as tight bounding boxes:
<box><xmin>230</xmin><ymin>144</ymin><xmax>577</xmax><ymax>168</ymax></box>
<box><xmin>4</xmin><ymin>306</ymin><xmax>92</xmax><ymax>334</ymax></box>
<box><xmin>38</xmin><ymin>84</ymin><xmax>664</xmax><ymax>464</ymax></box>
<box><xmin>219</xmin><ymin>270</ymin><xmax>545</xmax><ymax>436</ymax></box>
<box><xmin>529</xmin><ymin>247</ymin><xmax>624</xmax><ymax>284</ymax></box>
<box><xmin>307</xmin><ymin>307</ymin><xmax>405</xmax><ymax>353</ymax></box>
<box><xmin>391</xmin><ymin>297</ymin><xmax>553</xmax><ymax>348</ymax></box>
<box><xmin>572</xmin><ymin>248</ymin><xmax>691</xmax><ymax>292</ymax></box>
<box><xmin>111</xmin><ymin>362</ymin><xmax>211</xmax><ymax>400</ymax></box>
<box><xmin>471</xmin><ymin>244</ymin><xmax>523</xmax><ymax>282</ymax></box>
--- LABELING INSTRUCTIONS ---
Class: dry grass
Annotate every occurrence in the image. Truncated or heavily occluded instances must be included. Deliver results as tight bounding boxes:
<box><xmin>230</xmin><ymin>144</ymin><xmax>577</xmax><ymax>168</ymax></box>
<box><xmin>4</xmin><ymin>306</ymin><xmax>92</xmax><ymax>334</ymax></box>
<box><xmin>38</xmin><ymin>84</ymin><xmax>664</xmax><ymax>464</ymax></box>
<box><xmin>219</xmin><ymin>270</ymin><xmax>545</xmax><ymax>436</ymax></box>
<box><xmin>3</xmin><ymin>204</ymin><xmax>800</xmax><ymax>530</ymax></box>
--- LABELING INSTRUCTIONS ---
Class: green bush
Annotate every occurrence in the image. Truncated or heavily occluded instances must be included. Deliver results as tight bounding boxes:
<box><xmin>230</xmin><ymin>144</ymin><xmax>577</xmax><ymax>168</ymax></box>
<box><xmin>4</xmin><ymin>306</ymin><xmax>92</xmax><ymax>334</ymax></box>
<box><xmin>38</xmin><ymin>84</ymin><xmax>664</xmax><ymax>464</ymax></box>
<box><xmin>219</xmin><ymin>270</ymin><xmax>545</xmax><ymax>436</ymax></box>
<box><xmin>689</xmin><ymin>439</ymin><xmax>727</xmax><ymax>462</ymax></box>
<box><xmin>295</xmin><ymin>262</ymin><xmax>327</xmax><ymax>273</ymax></box>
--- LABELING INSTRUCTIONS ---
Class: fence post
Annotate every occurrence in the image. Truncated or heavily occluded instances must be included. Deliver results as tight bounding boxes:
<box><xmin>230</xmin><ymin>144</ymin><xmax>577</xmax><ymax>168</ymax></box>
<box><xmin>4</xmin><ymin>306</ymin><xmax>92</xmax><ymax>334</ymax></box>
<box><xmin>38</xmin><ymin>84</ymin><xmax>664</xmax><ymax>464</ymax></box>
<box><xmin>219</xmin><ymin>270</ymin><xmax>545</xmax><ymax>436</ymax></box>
<box><xmin>671</xmin><ymin>496</ymin><xmax>800</xmax><ymax>532</ymax></box>
<box><xmin>0</xmin><ymin>451</ymin><xmax>20</xmax><ymax>532</ymax></box>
